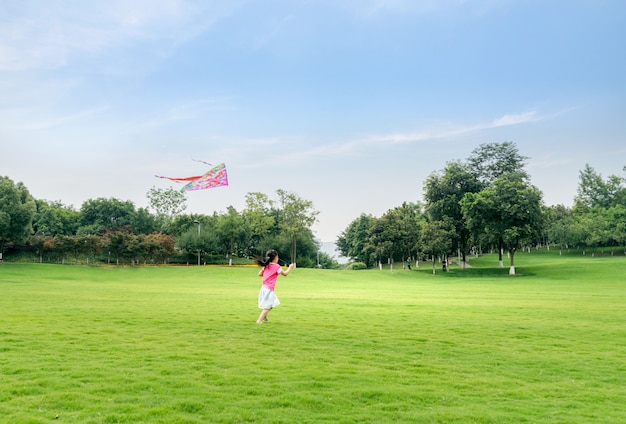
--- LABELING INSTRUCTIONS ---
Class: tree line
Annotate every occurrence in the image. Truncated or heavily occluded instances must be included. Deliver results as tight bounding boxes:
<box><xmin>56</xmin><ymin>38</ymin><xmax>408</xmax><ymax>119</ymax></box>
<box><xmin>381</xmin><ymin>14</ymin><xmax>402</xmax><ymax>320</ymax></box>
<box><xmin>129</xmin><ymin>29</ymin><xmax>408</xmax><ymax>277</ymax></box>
<box><xmin>0</xmin><ymin>182</ymin><xmax>328</xmax><ymax>267</ymax></box>
<box><xmin>2</xmin><ymin>142</ymin><xmax>624</xmax><ymax>271</ymax></box>
<box><xmin>337</xmin><ymin>142</ymin><xmax>626</xmax><ymax>274</ymax></box>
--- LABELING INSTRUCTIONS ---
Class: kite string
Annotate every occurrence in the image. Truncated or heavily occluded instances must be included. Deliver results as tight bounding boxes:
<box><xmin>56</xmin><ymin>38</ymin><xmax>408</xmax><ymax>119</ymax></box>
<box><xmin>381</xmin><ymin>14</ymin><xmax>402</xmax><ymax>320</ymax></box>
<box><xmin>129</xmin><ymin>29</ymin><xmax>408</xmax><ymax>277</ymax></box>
<box><xmin>192</xmin><ymin>158</ymin><xmax>212</xmax><ymax>167</ymax></box>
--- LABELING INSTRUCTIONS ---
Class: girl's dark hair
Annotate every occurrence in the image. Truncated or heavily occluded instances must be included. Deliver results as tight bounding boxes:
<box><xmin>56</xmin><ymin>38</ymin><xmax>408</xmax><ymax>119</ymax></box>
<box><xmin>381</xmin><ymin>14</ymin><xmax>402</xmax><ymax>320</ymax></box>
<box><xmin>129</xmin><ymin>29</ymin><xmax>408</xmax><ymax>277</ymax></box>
<box><xmin>254</xmin><ymin>249</ymin><xmax>278</xmax><ymax>267</ymax></box>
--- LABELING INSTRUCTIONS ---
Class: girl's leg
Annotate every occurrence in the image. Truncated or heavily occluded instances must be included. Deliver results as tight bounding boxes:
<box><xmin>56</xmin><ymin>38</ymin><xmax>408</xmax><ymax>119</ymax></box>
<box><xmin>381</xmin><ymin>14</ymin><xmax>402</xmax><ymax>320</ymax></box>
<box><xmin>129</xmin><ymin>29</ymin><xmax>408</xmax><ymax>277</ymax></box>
<box><xmin>257</xmin><ymin>309</ymin><xmax>270</xmax><ymax>324</ymax></box>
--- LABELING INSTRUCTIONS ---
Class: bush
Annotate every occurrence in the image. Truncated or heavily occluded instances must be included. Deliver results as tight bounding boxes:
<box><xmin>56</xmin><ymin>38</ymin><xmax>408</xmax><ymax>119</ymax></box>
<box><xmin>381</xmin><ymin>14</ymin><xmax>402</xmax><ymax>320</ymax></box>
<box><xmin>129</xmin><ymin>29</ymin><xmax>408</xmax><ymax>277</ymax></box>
<box><xmin>345</xmin><ymin>261</ymin><xmax>367</xmax><ymax>270</ymax></box>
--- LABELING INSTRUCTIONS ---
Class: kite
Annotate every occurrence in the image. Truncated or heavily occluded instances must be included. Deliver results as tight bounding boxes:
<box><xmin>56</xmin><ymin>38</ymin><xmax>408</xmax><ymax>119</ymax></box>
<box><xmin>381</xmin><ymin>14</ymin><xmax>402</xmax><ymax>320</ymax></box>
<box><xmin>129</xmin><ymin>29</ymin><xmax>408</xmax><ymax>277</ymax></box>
<box><xmin>156</xmin><ymin>160</ymin><xmax>229</xmax><ymax>192</ymax></box>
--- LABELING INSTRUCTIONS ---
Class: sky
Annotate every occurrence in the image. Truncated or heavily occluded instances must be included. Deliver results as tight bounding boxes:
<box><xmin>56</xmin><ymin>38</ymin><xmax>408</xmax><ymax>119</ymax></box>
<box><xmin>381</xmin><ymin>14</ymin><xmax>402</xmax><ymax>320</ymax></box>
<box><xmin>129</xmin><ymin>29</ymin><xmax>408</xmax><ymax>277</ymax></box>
<box><xmin>1</xmin><ymin>0</ymin><xmax>625</xmax><ymax>242</ymax></box>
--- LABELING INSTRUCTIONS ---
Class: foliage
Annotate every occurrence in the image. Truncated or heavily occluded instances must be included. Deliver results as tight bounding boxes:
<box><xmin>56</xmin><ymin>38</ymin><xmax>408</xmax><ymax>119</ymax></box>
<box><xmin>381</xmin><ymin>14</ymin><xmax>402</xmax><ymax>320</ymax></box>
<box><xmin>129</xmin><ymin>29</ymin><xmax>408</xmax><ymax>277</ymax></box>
<box><xmin>146</xmin><ymin>186</ymin><xmax>187</xmax><ymax>231</ymax></box>
<box><xmin>33</xmin><ymin>199</ymin><xmax>80</xmax><ymax>236</ymax></box>
<box><xmin>79</xmin><ymin>197</ymin><xmax>137</xmax><ymax>233</ymax></box>
<box><xmin>275</xmin><ymin>189</ymin><xmax>319</xmax><ymax>266</ymax></box>
<box><xmin>461</xmin><ymin>172</ymin><xmax>543</xmax><ymax>274</ymax></box>
<box><xmin>336</xmin><ymin>213</ymin><xmax>377</xmax><ymax>266</ymax></box>
<box><xmin>0</xmin><ymin>176</ymin><xmax>37</xmax><ymax>252</ymax></box>
<box><xmin>242</xmin><ymin>192</ymin><xmax>275</xmax><ymax>256</ymax></box>
<box><xmin>467</xmin><ymin>141</ymin><xmax>529</xmax><ymax>184</ymax></box>
<box><xmin>345</xmin><ymin>261</ymin><xmax>367</xmax><ymax>270</ymax></box>
<box><xmin>423</xmin><ymin>161</ymin><xmax>481</xmax><ymax>262</ymax></box>
<box><xmin>575</xmin><ymin>164</ymin><xmax>626</xmax><ymax>210</ymax></box>
<box><xmin>419</xmin><ymin>219</ymin><xmax>454</xmax><ymax>274</ymax></box>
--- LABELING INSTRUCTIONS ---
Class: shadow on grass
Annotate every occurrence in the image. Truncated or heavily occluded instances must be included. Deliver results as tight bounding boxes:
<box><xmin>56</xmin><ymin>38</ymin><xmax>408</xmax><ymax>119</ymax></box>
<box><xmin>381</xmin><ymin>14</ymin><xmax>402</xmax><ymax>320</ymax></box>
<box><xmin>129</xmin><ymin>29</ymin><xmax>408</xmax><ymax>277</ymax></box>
<box><xmin>413</xmin><ymin>265</ymin><xmax>538</xmax><ymax>279</ymax></box>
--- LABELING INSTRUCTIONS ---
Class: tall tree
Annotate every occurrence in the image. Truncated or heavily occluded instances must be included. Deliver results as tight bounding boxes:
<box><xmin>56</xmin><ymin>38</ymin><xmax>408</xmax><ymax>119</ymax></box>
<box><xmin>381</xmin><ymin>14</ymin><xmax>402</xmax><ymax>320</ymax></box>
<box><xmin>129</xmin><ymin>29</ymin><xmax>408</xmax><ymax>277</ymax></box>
<box><xmin>242</xmin><ymin>192</ymin><xmax>275</xmax><ymax>256</ymax></box>
<box><xmin>275</xmin><ymin>189</ymin><xmax>318</xmax><ymax>267</ymax></box>
<box><xmin>0</xmin><ymin>176</ymin><xmax>37</xmax><ymax>254</ymax></box>
<box><xmin>461</xmin><ymin>172</ymin><xmax>543</xmax><ymax>275</ymax></box>
<box><xmin>336</xmin><ymin>214</ymin><xmax>376</xmax><ymax>267</ymax></box>
<box><xmin>575</xmin><ymin>164</ymin><xmax>626</xmax><ymax>210</ymax></box>
<box><xmin>419</xmin><ymin>219</ymin><xmax>454</xmax><ymax>275</ymax></box>
<box><xmin>467</xmin><ymin>141</ymin><xmax>529</xmax><ymax>184</ymax></box>
<box><xmin>147</xmin><ymin>186</ymin><xmax>187</xmax><ymax>232</ymax></box>
<box><xmin>545</xmin><ymin>204</ymin><xmax>574</xmax><ymax>254</ymax></box>
<box><xmin>423</xmin><ymin>161</ymin><xmax>482</xmax><ymax>266</ymax></box>
<box><xmin>217</xmin><ymin>206</ymin><xmax>246</xmax><ymax>266</ymax></box>
<box><xmin>367</xmin><ymin>207</ymin><xmax>406</xmax><ymax>271</ymax></box>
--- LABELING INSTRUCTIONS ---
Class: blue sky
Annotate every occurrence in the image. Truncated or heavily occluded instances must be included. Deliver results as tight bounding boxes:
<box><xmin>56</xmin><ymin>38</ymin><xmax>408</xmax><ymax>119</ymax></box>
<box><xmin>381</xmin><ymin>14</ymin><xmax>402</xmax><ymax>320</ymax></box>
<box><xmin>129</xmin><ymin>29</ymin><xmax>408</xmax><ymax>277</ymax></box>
<box><xmin>1</xmin><ymin>0</ymin><xmax>625</xmax><ymax>242</ymax></box>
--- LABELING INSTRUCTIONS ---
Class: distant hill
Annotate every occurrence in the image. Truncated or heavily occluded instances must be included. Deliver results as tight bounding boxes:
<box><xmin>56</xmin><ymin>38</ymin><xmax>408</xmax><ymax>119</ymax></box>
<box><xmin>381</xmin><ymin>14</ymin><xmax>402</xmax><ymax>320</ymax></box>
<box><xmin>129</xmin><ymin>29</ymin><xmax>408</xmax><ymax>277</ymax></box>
<box><xmin>319</xmin><ymin>241</ymin><xmax>348</xmax><ymax>264</ymax></box>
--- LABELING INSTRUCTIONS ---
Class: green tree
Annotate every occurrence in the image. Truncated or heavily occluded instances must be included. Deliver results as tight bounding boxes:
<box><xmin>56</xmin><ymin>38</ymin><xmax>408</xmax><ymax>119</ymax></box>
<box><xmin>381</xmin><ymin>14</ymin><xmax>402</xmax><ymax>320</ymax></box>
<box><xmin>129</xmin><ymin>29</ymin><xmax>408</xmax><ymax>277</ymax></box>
<box><xmin>575</xmin><ymin>164</ymin><xmax>626</xmax><ymax>210</ymax></box>
<box><xmin>275</xmin><ymin>189</ymin><xmax>319</xmax><ymax>267</ymax></box>
<box><xmin>423</xmin><ymin>161</ymin><xmax>482</xmax><ymax>266</ymax></box>
<box><xmin>216</xmin><ymin>206</ymin><xmax>246</xmax><ymax>266</ymax></box>
<box><xmin>0</xmin><ymin>176</ymin><xmax>37</xmax><ymax>254</ymax></box>
<box><xmin>608</xmin><ymin>205</ymin><xmax>626</xmax><ymax>254</ymax></box>
<box><xmin>461</xmin><ymin>172</ymin><xmax>543</xmax><ymax>275</ymax></box>
<box><xmin>242</xmin><ymin>192</ymin><xmax>275</xmax><ymax>256</ymax></box>
<box><xmin>419</xmin><ymin>219</ymin><xmax>454</xmax><ymax>275</ymax></box>
<box><xmin>467</xmin><ymin>141</ymin><xmax>529</xmax><ymax>184</ymax></box>
<box><xmin>337</xmin><ymin>214</ymin><xmax>377</xmax><ymax>267</ymax></box>
<box><xmin>33</xmin><ymin>200</ymin><xmax>79</xmax><ymax>236</ymax></box>
<box><xmin>131</xmin><ymin>207</ymin><xmax>158</xmax><ymax>234</ymax></box>
<box><xmin>366</xmin><ymin>208</ymin><xmax>407</xmax><ymax>271</ymax></box>
<box><xmin>79</xmin><ymin>198</ymin><xmax>136</xmax><ymax>234</ymax></box>
<box><xmin>147</xmin><ymin>186</ymin><xmax>187</xmax><ymax>232</ymax></box>
<box><xmin>545</xmin><ymin>205</ymin><xmax>574</xmax><ymax>254</ymax></box>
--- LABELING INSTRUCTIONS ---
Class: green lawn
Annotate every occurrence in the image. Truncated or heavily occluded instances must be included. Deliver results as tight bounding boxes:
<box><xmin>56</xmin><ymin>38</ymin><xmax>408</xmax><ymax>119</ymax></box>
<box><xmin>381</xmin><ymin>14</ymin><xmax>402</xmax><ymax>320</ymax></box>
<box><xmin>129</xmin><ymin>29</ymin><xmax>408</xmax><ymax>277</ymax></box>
<box><xmin>1</xmin><ymin>252</ymin><xmax>625</xmax><ymax>423</ymax></box>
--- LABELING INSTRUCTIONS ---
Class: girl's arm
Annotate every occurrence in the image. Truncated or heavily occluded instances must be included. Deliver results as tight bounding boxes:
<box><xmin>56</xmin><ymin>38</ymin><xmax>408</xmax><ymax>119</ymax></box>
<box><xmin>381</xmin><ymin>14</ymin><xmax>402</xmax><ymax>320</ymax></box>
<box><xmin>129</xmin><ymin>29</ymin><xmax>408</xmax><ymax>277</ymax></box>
<box><xmin>281</xmin><ymin>263</ymin><xmax>295</xmax><ymax>276</ymax></box>
<box><xmin>258</xmin><ymin>267</ymin><xmax>264</xmax><ymax>277</ymax></box>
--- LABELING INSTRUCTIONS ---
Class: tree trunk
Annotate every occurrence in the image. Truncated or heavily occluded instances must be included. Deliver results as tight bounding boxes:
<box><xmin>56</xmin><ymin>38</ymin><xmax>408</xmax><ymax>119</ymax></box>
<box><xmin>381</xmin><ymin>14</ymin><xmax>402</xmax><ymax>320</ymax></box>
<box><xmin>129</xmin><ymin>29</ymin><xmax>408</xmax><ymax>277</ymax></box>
<box><xmin>509</xmin><ymin>249</ymin><xmax>516</xmax><ymax>275</ymax></box>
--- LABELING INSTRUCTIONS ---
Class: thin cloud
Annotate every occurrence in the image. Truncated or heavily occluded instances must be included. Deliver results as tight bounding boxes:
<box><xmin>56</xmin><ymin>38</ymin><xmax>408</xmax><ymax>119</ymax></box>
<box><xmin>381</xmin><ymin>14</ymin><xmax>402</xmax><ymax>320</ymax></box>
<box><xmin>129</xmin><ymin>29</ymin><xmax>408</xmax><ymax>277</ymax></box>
<box><xmin>369</xmin><ymin>110</ymin><xmax>542</xmax><ymax>144</ymax></box>
<box><xmin>253</xmin><ymin>15</ymin><xmax>295</xmax><ymax>50</ymax></box>
<box><xmin>5</xmin><ymin>106</ymin><xmax>109</xmax><ymax>131</ymax></box>
<box><xmin>0</xmin><ymin>1</ymin><xmax>244</xmax><ymax>71</ymax></box>
<box><xmin>490</xmin><ymin>111</ymin><xmax>539</xmax><ymax>127</ymax></box>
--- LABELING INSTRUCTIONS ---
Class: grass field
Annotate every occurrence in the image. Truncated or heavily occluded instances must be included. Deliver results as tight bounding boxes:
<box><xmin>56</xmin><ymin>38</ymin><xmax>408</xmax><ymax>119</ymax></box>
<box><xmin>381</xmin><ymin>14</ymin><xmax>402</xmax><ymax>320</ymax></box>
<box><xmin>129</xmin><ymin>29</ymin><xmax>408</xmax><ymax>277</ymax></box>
<box><xmin>1</xmin><ymin>252</ymin><xmax>625</xmax><ymax>423</ymax></box>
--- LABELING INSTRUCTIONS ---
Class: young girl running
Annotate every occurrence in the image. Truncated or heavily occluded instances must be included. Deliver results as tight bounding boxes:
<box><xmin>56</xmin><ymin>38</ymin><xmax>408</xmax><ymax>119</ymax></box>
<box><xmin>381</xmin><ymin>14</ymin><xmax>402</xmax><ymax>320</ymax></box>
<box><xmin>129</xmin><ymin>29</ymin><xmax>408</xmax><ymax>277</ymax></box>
<box><xmin>254</xmin><ymin>249</ymin><xmax>294</xmax><ymax>324</ymax></box>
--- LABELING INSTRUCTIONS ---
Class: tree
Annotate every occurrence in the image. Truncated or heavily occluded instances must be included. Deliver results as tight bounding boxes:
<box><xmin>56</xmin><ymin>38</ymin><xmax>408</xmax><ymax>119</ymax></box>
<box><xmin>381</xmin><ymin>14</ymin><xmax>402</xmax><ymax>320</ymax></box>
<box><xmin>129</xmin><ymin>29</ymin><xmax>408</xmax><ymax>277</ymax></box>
<box><xmin>608</xmin><ymin>205</ymin><xmax>626</xmax><ymax>254</ymax></box>
<box><xmin>33</xmin><ymin>200</ymin><xmax>79</xmax><ymax>236</ymax></box>
<box><xmin>242</xmin><ymin>192</ymin><xmax>275</xmax><ymax>256</ymax></box>
<box><xmin>465</xmin><ymin>141</ymin><xmax>532</xmax><ymax>266</ymax></box>
<box><xmin>367</xmin><ymin>209</ymin><xmax>406</xmax><ymax>271</ymax></box>
<box><xmin>79</xmin><ymin>197</ymin><xmax>137</xmax><ymax>234</ymax></box>
<box><xmin>545</xmin><ymin>205</ymin><xmax>574</xmax><ymax>254</ymax></box>
<box><xmin>337</xmin><ymin>214</ymin><xmax>377</xmax><ymax>267</ymax></box>
<box><xmin>461</xmin><ymin>172</ymin><xmax>543</xmax><ymax>275</ymax></box>
<box><xmin>423</xmin><ymin>161</ymin><xmax>482</xmax><ymax>266</ymax></box>
<box><xmin>216</xmin><ymin>206</ymin><xmax>246</xmax><ymax>266</ymax></box>
<box><xmin>419</xmin><ymin>220</ymin><xmax>454</xmax><ymax>275</ymax></box>
<box><xmin>131</xmin><ymin>207</ymin><xmax>158</xmax><ymax>234</ymax></box>
<box><xmin>275</xmin><ymin>189</ymin><xmax>319</xmax><ymax>267</ymax></box>
<box><xmin>575</xmin><ymin>164</ymin><xmax>626</xmax><ymax>210</ymax></box>
<box><xmin>0</xmin><ymin>176</ymin><xmax>37</xmax><ymax>254</ymax></box>
<box><xmin>146</xmin><ymin>186</ymin><xmax>187</xmax><ymax>232</ymax></box>
<box><xmin>467</xmin><ymin>141</ymin><xmax>529</xmax><ymax>184</ymax></box>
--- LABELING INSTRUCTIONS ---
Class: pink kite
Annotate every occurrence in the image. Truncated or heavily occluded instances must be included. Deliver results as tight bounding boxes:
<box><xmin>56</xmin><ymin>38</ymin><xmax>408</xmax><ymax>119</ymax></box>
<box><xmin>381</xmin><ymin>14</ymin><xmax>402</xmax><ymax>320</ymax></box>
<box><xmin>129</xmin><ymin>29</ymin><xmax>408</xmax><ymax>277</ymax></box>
<box><xmin>156</xmin><ymin>160</ymin><xmax>229</xmax><ymax>192</ymax></box>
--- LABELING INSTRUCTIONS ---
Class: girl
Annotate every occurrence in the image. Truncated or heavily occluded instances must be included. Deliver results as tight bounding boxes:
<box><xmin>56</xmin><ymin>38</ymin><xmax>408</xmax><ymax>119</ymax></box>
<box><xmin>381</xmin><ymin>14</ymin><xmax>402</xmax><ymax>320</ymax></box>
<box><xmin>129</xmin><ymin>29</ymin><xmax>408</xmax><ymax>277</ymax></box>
<box><xmin>254</xmin><ymin>249</ymin><xmax>294</xmax><ymax>324</ymax></box>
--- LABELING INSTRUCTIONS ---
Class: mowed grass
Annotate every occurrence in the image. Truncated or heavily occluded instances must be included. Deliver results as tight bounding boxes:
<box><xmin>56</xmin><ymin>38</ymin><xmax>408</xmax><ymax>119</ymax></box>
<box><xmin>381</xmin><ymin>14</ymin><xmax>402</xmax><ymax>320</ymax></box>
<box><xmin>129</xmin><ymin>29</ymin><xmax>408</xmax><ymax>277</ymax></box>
<box><xmin>1</xmin><ymin>252</ymin><xmax>625</xmax><ymax>423</ymax></box>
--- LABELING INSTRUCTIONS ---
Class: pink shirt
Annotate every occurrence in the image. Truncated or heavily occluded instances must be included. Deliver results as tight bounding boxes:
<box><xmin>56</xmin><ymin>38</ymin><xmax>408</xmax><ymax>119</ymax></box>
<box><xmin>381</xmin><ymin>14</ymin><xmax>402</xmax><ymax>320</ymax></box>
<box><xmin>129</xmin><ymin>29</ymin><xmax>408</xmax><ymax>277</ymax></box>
<box><xmin>261</xmin><ymin>263</ymin><xmax>284</xmax><ymax>291</ymax></box>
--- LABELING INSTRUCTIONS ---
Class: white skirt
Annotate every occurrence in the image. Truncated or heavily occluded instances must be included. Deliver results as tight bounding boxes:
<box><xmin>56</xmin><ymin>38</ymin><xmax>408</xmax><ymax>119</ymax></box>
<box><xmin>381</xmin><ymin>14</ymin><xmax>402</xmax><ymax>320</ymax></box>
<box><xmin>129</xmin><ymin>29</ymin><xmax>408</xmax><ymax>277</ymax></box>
<box><xmin>258</xmin><ymin>286</ymin><xmax>280</xmax><ymax>310</ymax></box>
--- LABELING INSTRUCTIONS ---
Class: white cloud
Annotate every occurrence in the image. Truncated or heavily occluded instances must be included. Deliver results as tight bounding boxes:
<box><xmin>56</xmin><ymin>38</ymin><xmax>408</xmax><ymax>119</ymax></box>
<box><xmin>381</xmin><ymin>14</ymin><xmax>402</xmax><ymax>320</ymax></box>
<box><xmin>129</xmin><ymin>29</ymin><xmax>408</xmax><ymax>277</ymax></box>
<box><xmin>5</xmin><ymin>106</ymin><xmax>110</xmax><ymax>131</ymax></box>
<box><xmin>0</xmin><ymin>0</ymin><xmax>245</xmax><ymax>71</ymax></box>
<box><xmin>368</xmin><ymin>110</ymin><xmax>542</xmax><ymax>144</ymax></box>
<box><xmin>490</xmin><ymin>111</ymin><xmax>539</xmax><ymax>127</ymax></box>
